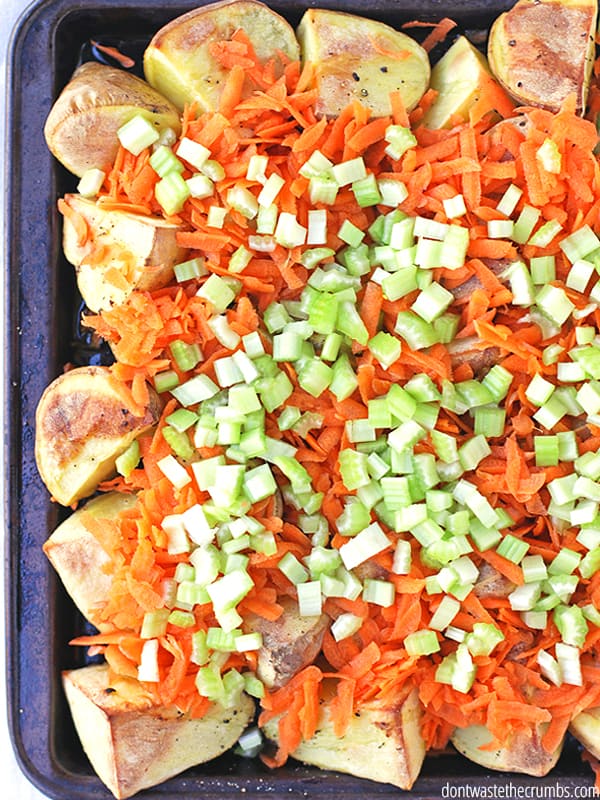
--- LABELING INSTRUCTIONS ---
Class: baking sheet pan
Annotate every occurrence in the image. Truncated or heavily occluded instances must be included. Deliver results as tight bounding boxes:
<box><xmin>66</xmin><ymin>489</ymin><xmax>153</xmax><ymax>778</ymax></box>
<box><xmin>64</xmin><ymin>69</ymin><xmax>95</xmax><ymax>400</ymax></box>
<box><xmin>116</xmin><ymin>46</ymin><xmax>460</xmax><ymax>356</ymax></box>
<box><xmin>4</xmin><ymin>0</ymin><xmax>592</xmax><ymax>796</ymax></box>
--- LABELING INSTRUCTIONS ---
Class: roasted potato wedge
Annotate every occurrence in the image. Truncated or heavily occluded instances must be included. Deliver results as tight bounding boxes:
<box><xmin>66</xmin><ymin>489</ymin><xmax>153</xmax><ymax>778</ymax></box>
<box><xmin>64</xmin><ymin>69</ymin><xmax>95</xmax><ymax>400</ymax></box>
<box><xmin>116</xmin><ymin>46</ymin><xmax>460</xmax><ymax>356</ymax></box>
<box><xmin>243</xmin><ymin>596</ymin><xmax>329</xmax><ymax>689</ymax></box>
<box><xmin>296</xmin><ymin>9</ymin><xmax>430</xmax><ymax>118</ymax></box>
<box><xmin>35</xmin><ymin>366</ymin><xmax>161</xmax><ymax>506</ymax></box>
<box><xmin>451</xmin><ymin>722</ymin><xmax>563</xmax><ymax>777</ymax></box>
<box><xmin>63</xmin><ymin>664</ymin><xmax>255</xmax><ymax>799</ymax></box>
<box><xmin>422</xmin><ymin>36</ymin><xmax>500</xmax><ymax>129</ymax></box>
<box><xmin>44</xmin><ymin>62</ymin><xmax>181</xmax><ymax>177</ymax></box>
<box><xmin>569</xmin><ymin>706</ymin><xmax>600</xmax><ymax>758</ymax></box>
<box><xmin>263</xmin><ymin>684</ymin><xmax>425</xmax><ymax>790</ymax></box>
<box><xmin>43</xmin><ymin>491</ymin><xmax>137</xmax><ymax>628</ymax></box>
<box><xmin>487</xmin><ymin>0</ymin><xmax>598</xmax><ymax>113</ymax></box>
<box><xmin>61</xmin><ymin>193</ymin><xmax>187</xmax><ymax>312</ymax></box>
<box><xmin>143</xmin><ymin>0</ymin><xmax>300</xmax><ymax>112</ymax></box>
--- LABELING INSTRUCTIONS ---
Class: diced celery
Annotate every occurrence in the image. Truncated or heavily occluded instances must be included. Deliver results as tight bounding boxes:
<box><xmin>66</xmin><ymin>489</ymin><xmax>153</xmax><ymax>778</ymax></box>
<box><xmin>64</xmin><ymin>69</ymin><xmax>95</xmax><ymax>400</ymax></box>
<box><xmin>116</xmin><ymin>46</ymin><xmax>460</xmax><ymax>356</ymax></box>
<box><xmin>155</xmin><ymin>171</ymin><xmax>191</xmax><ymax>215</ymax></box>
<box><xmin>560</xmin><ymin>224</ymin><xmax>600</xmax><ymax>263</ymax></box>
<box><xmin>170</xmin><ymin>339</ymin><xmax>202</xmax><ymax>372</ymax></box>
<box><xmin>352</xmin><ymin>173</ymin><xmax>382</xmax><ymax>207</ymax></box>
<box><xmin>197</xmin><ymin>274</ymin><xmax>236</xmax><ymax>313</ymax></box>
<box><xmin>528</xmin><ymin>219</ymin><xmax>562</xmax><ymax>248</ymax></box>
<box><xmin>117</xmin><ymin>114</ymin><xmax>160</xmax><ymax>155</ymax></box>
<box><xmin>331</xmin><ymin>612</ymin><xmax>363</xmax><ymax>641</ymax></box>
<box><xmin>404</xmin><ymin>629</ymin><xmax>440</xmax><ymax>656</ymax></box>
<box><xmin>226</xmin><ymin>185</ymin><xmax>258</xmax><ymax>219</ymax></box>
<box><xmin>363</xmin><ymin>578</ymin><xmax>395</xmax><ymax>607</ymax></box>
<box><xmin>115</xmin><ymin>439</ymin><xmax>140</xmax><ymax>478</ymax></box>
<box><xmin>339</xmin><ymin>522</ymin><xmax>390</xmax><ymax>570</ymax></box>
<box><xmin>536</xmin><ymin>284</ymin><xmax>575</xmax><ymax>325</ymax></box>
<box><xmin>332</xmin><ymin>156</ymin><xmax>367</xmax><ymax>186</ymax></box>
<box><xmin>411</xmin><ymin>282</ymin><xmax>453</xmax><ymax>323</ymax></box>
<box><xmin>496</xmin><ymin>533</ymin><xmax>529</xmax><ymax>563</ymax></box>
<box><xmin>394</xmin><ymin>311</ymin><xmax>438</xmax><ymax>350</ymax></box>
<box><xmin>443</xmin><ymin>194</ymin><xmax>467</xmax><ymax>219</ymax></box>
<box><xmin>77</xmin><ymin>168</ymin><xmax>105</xmax><ymax>197</ymax></box>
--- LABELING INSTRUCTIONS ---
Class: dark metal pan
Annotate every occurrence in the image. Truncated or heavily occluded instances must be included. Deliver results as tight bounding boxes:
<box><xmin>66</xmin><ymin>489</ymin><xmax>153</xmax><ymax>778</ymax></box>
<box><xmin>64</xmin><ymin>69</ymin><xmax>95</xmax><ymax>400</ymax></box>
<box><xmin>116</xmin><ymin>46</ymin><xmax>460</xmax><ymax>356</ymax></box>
<box><xmin>4</xmin><ymin>0</ymin><xmax>592</xmax><ymax>797</ymax></box>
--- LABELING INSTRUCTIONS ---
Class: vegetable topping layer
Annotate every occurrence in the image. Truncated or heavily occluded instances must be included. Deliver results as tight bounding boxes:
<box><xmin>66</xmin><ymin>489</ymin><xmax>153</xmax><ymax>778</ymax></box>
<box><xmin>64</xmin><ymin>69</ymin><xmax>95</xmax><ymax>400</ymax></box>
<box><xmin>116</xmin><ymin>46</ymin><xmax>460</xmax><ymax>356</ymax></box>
<box><xmin>37</xmin><ymin>0</ymin><xmax>600</xmax><ymax>796</ymax></box>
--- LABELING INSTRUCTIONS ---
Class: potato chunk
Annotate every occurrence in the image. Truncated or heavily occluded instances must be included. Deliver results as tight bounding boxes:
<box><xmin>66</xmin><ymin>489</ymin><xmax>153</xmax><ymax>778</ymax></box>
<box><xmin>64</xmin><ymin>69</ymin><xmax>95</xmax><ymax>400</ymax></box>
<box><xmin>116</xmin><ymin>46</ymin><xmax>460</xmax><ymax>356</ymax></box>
<box><xmin>451</xmin><ymin>722</ymin><xmax>563</xmax><ymax>776</ymax></box>
<box><xmin>35</xmin><ymin>366</ymin><xmax>161</xmax><ymax>506</ymax></box>
<box><xmin>43</xmin><ymin>492</ymin><xmax>137</xmax><ymax>628</ymax></box>
<box><xmin>487</xmin><ymin>0</ymin><xmax>597</xmax><ymax>113</ymax></box>
<box><xmin>143</xmin><ymin>0</ymin><xmax>300</xmax><ymax>112</ymax></box>
<box><xmin>44</xmin><ymin>62</ymin><xmax>181</xmax><ymax>177</ymax></box>
<box><xmin>422</xmin><ymin>36</ymin><xmax>499</xmax><ymax>129</ymax></box>
<box><xmin>63</xmin><ymin>664</ymin><xmax>255</xmax><ymax>799</ymax></box>
<box><xmin>243</xmin><ymin>597</ymin><xmax>329</xmax><ymax>689</ymax></box>
<box><xmin>61</xmin><ymin>193</ymin><xmax>188</xmax><ymax>312</ymax></box>
<box><xmin>296</xmin><ymin>9</ymin><xmax>430</xmax><ymax>118</ymax></box>
<box><xmin>569</xmin><ymin>706</ymin><xmax>600</xmax><ymax>757</ymax></box>
<box><xmin>263</xmin><ymin>685</ymin><xmax>425</xmax><ymax>790</ymax></box>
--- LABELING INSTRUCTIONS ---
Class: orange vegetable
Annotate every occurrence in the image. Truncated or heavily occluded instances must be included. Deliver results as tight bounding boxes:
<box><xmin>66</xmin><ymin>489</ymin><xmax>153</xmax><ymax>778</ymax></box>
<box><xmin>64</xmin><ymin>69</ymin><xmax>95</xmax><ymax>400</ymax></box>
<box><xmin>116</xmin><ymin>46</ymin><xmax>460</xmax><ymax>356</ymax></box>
<box><xmin>52</xmin><ymin>23</ymin><xmax>600</xmax><ymax>775</ymax></box>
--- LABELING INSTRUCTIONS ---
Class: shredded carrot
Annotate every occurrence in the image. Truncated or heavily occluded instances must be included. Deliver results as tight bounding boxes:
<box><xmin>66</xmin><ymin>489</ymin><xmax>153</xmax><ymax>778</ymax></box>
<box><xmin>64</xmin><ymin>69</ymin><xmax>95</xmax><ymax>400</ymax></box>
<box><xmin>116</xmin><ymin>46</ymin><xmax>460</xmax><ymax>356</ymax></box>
<box><xmin>90</xmin><ymin>40</ymin><xmax>135</xmax><ymax>68</ymax></box>
<box><xmin>50</xmin><ymin>26</ymin><xmax>600</xmax><ymax>777</ymax></box>
<box><xmin>401</xmin><ymin>18</ymin><xmax>456</xmax><ymax>52</ymax></box>
<box><xmin>58</xmin><ymin>197</ymin><xmax>88</xmax><ymax>246</ymax></box>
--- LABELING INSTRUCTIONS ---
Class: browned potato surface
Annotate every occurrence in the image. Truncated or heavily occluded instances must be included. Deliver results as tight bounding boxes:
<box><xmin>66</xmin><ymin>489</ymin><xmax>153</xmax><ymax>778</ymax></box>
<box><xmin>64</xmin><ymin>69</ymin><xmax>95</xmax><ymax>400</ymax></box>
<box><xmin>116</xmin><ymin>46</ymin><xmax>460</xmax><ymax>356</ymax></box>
<box><xmin>61</xmin><ymin>193</ymin><xmax>188</xmax><ymax>312</ymax></box>
<box><xmin>451</xmin><ymin>722</ymin><xmax>563</xmax><ymax>776</ymax></box>
<box><xmin>263</xmin><ymin>684</ymin><xmax>425</xmax><ymax>789</ymax></box>
<box><xmin>143</xmin><ymin>0</ymin><xmax>300</xmax><ymax>112</ymax></box>
<box><xmin>243</xmin><ymin>596</ymin><xmax>329</xmax><ymax>688</ymax></box>
<box><xmin>44</xmin><ymin>62</ymin><xmax>181</xmax><ymax>177</ymax></box>
<box><xmin>35</xmin><ymin>366</ymin><xmax>161</xmax><ymax>506</ymax></box>
<box><xmin>63</xmin><ymin>664</ymin><xmax>255</xmax><ymax>799</ymax></box>
<box><xmin>473</xmin><ymin>562</ymin><xmax>515</xmax><ymax>599</ymax></box>
<box><xmin>297</xmin><ymin>9</ymin><xmax>430</xmax><ymax>118</ymax></box>
<box><xmin>487</xmin><ymin>0</ymin><xmax>597</xmax><ymax>113</ymax></box>
<box><xmin>43</xmin><ymin>492</ymin><xmax>138</xmax><ymax>628</ymax></box>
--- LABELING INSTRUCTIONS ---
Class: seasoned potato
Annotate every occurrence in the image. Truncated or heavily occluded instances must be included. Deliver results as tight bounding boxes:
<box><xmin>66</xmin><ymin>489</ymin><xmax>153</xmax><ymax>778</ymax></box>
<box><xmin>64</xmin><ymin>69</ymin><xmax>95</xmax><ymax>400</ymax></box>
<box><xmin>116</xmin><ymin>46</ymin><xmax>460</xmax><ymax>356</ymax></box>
<box><xmin>422</xmin><ymin>36</ymin><xmax>498</xmax><ymax>129</ymax></box>
<box><xmin>61</xmin><ymin>193</ymin><xmax>188</xmax><ymax>312</ymax></box>
<box><xmin>487</xmin><ymin>0</ymin><xmax>597</xmax><ymax>113</ymax></box>
<box><xmin>143</xmin><ymin>0</ymin><xmax>300</xmax><ymax>112</ymax></box>
<box><xmin>296</xmin><ymin>9</ymin><xmax>430</xmax><ymax>118</ymax></box>
<box><xmin>451</xmin><ymin>722</ymin><xmax>563</xmax><ymax>776</ymax></box>
<box><xmin>243</xmin><ymin>596</ymin><xmax>329</xmax><ymax>689</ymax></box>
<box><xmin>35</xmin><ymin>366</ymin><xmax>161</xmax><ymax>506</ymax></box>
<box><xmin>63</xmin><ymin>664</ymin><xmax>255</xmax><ymax>799</ymax></box>
<box><xmin>263</xmin><ymin>684</ymin><xmax>425</xmax><ymax>790</ymax></box>
<box><xmin>44</xmin><ymin>62</ymin><xmax>181</xmax><ymax>177</ymax></box>
<box><xmin>43</xmin><ymin>492</ymin><xmax>137</xmax><ymax>628</ymax></box>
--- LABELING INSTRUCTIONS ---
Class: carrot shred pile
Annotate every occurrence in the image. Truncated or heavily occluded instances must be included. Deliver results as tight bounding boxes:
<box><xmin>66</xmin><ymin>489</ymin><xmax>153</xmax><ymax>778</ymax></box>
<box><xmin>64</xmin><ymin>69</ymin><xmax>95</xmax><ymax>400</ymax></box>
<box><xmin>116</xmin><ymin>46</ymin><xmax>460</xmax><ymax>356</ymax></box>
<box><xmin>62</xmin><ymin>26</ymin><xmax>600</xmax><ymax>777</ymax></box>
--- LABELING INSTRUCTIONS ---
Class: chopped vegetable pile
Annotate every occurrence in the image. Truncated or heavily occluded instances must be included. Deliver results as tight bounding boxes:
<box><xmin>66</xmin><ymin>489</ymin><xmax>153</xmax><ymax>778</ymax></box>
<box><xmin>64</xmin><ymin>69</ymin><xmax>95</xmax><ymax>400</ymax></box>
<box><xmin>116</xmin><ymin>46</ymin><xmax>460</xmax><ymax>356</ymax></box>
<box><xmin>59</xmin><ymin>22</ymin><xmax>600</xmax><ymax>779</ymax></box>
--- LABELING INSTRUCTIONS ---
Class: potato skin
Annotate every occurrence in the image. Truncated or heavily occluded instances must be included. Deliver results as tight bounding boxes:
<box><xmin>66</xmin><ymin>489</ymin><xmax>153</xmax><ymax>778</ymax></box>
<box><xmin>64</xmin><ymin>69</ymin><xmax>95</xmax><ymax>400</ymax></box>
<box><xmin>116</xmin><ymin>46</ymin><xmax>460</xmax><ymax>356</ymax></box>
<box><xmin>243</xmin><ymin>596</ymin><xmax>329</xmax><ymax>688</ymax></box>
<box><xmin>35</xmin><ymin>365</ymin><xmax>161</xmax><ymax>506</ymax></box>
<box><xmin>61</xmin><ymin>193</ymin><xmax>188</xmax><ymax>312</ymax></box>
<box><xmin>296</xmin><ymin>8</ymin><xmax>430</xmax><ymax>118</ymax></box>
<box><xmin>421</xmin><ymin>36</ymin><xmax>498</xmax><ymax>129</ymax></box>
<box><xmin>263</xmin><ymin>684</ymin><xmax>425</xmax><ymax>790</ymax></box>
<box><xmin>451</xmin><ymin>723</ymin><xmax>563</xmax><ymax>777</ymax></box>
<box><xmin>570</xmin><ymin>706</ymin><xmax>600</xmax><ymax>758</ymax></box>
<box><xmin>487</xmin><ymin>0</ymin><xmax>597</xmax><ymax>113</ymax></box>
<box><xmin>143</xmin><ymin>0</ymin><xmax>300</xmax><ymax>112</ymax></box>
<box><xmin>44</xmin><ymin>62</ymin><xmax>181</xmax><ymax>177</ymax></box>
<box><xmin>63</xmin><ymin>664</ymin><xmax>255</xmax><ymax>799</ymax></box>
<box><xmin>43</xmin><ymin>491</ymin><xmax>138</xmax><ymax>628</ymax></box>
